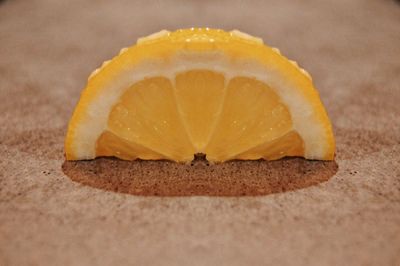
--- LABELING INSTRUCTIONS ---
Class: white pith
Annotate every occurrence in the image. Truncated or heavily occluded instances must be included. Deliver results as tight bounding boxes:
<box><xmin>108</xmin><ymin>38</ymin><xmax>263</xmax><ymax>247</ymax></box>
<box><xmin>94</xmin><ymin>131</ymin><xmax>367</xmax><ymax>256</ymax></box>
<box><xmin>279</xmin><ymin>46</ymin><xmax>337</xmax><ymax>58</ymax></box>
<box><xmin>72</xmin><ymin>52</ymin><xmax>327</xmax><ymax>160</ymax></box>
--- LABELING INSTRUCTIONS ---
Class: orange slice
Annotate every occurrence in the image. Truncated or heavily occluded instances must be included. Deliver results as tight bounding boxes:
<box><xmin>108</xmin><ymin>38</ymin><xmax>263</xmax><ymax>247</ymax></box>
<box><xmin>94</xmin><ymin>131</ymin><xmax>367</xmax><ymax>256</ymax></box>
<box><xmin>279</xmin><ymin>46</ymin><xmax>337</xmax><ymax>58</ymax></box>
<box><xmin>65</xmin><ymin>28</ymin><xmax>335</xmax><ymax>162</ymax></box>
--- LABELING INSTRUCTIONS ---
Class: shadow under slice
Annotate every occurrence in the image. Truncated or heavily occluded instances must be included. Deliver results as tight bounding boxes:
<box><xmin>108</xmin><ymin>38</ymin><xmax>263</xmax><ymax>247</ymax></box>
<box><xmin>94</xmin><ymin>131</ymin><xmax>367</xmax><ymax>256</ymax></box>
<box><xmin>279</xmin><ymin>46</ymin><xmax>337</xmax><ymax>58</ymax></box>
<box><xmin>62</xmin><ymin>157</ymin><xmax>338</xmax><ymax>197</ymax></box>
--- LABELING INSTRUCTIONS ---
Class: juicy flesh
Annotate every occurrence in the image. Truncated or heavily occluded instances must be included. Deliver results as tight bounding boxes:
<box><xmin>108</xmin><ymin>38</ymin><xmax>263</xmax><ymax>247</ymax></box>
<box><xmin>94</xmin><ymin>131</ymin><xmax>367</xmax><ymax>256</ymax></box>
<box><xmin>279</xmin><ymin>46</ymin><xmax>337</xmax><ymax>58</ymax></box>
<box><xmin>96</xmin><ymin>70</ymin><xmax>304</xmax><ymax>162</ymax></box>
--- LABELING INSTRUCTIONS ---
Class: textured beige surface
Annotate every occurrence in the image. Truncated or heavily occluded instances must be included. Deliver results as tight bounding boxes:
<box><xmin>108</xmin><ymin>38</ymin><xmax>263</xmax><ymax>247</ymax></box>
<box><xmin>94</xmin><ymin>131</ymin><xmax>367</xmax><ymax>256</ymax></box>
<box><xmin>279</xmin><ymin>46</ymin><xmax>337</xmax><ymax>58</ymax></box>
<box><xmin>1</xmin><ymin>0</ymin><xmax>400</xmax><ymax>265</ymax></box>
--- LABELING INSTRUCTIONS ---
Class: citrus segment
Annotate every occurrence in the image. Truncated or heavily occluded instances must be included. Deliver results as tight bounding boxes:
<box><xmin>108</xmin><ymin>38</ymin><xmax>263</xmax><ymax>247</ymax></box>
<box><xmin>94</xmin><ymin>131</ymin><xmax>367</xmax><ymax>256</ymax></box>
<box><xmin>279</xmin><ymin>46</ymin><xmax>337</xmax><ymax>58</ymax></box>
<box><xmin>104</xmin><ymin>76</ymin><xmax>195</xmax><ymax>161</ymax></box>
<box><xmin>175</xmin><ymin>70</ymin><xmax>226</xmax><ymax>151</ymax></box>
<box><xmin>96</xmin><ymin>131</ymin><xmax>165</xmax><ymax>160</ymax></box>
<box><xmin>234</xmin><ymin>131</ymin><xmax>304</xmax><ymax>160</ymax></box>
<box><xmin>204</xmin><ymin>76</ymin><xmax>295</xmax><ymax>161</ymax></box>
